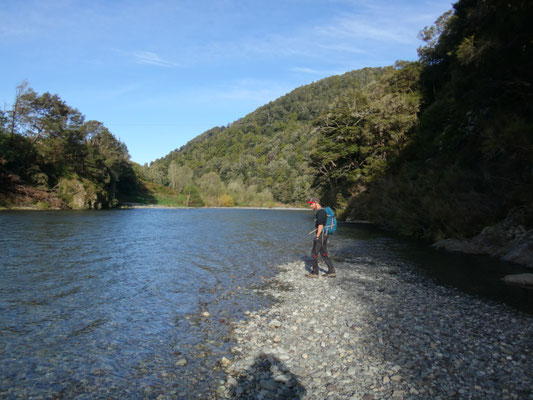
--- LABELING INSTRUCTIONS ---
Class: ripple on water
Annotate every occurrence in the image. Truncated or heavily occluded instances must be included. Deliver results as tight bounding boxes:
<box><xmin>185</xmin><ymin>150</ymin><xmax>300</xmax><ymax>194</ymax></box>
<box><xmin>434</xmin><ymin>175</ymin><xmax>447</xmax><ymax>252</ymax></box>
<box><xmin>0</xmin><ymin>209</ymin><xmax>531</xmax><ymax>399</ymax></box>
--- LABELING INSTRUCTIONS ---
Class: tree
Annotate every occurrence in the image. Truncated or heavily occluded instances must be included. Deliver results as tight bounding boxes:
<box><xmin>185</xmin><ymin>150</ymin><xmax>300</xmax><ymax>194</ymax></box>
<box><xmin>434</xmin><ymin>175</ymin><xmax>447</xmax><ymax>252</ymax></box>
<box><xmin>183</xmin><ymin>184</ymin><xmax>204</xmax><ymax>207</ymax></box>
<box><xmin>7</xmin><ymin>80</ymin><xmax>29</xmax><ymax>141</ymax></box>
<box><xmin>168</xmin><ymin>162</ymin><xmax>193</xmax><ymax>192</ymax></box>
<box><xmin>198</xmin><ymin>171</ymin><xmax>224</xmax><ymax>198</ymax></box>
<box><xmin>310</xmin><ymin>63</ymin><xmax>422</xmax><ymax>204</ymax></box>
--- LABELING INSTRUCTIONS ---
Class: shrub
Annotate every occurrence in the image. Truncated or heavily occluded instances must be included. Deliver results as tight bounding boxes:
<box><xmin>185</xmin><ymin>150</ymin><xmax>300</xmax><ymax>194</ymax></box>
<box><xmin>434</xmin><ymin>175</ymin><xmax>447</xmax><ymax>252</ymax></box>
<box><xmin>218</xmin><ymin>194</ymin><xmax>235</xmax><ymax>207</ymax></box>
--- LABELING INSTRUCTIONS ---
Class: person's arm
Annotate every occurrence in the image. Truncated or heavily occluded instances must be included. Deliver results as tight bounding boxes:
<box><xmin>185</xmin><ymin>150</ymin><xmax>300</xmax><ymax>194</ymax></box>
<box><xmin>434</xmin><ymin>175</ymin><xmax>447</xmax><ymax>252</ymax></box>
<box><xmin>316</xmin><ymin>224</ymin><xmax>323</xmax><ymax>239</ymax></box>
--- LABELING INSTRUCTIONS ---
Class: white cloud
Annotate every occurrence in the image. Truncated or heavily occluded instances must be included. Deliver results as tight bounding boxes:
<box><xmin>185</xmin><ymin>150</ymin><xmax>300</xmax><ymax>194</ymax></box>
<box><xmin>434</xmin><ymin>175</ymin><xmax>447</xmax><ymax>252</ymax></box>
<box><xmin>132</xmin><ymin>51</ymin><xmax>180</xmax><ymax>68</ymax></box>
<box><xmin>290</xmin><ymin>67</ymin><xmax>344</xmax><ymax>76</ymax></box>
<box><xmin>315</xmin><ymin>12</ymin><xmax>414</xmax><ymax>45</ymax></box>
<box><xmin>182</xmin><ymin>1</ymin><xmax>444</xmax><ymax>67</ymax></box>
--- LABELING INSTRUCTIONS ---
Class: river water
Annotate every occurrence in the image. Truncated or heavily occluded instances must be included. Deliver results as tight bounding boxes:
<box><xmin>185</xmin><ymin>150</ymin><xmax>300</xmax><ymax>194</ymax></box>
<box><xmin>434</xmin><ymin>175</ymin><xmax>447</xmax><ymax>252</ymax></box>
<box><xmin>1</xmin><ymin>209</ymin><xmax>531</xmax><ymax>398</ymax></box>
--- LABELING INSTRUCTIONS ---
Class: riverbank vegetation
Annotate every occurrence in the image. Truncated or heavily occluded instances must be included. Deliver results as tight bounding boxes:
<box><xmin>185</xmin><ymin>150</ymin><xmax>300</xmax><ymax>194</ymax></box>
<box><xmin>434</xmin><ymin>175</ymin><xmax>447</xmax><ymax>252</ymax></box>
<box><xmin>2</xmin><ymin>0</ymin><xmax>530</xmax><ymax>254</ymax></box>
<box><xmin>0</xmin><ymin>84</ymin><xmax>139</xmax><ymax>209</ymax></box>
<box><xmin>144</xmin><ymin>67</ymin><xmax>385</xmax><ymax>205</ymax></box>
<box><xmin>343</xmin><ymin>0</ymin><xmax>533</xmax><ymax>241</ymax></box>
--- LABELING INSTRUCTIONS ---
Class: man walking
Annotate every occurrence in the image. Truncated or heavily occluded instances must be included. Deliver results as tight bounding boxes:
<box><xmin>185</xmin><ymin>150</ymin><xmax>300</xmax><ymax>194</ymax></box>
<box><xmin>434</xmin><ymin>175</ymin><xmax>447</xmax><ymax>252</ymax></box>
<box><xmin>306</xmin><ymin>198</ymin><xmax>336</xmax><ymax>278</ymax></box>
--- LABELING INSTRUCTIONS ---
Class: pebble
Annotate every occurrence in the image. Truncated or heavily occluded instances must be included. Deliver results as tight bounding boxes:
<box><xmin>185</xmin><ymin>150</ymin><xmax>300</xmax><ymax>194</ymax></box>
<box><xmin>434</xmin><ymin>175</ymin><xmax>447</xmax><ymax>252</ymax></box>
<box><xmin>220</xmin><ymin>357</ymin><xmax>232</xmax><ymax>368</ymax></box>
<box><xmin>218</xmin><ymin>260</ymin><xmax>533</xmax><ymax>399</ymax></box>
<box><xmin>175</xmin><ymin>358</ymin><xmax>187</xmax><ymax>367</ymax></box>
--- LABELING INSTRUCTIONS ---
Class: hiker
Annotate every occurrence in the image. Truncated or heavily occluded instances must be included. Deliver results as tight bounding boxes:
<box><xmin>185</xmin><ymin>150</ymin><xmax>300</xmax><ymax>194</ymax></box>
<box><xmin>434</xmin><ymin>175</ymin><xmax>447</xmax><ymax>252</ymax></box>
<box><xmin>306</xmin><ymin>197</ymin><xmax>336</xmax><ymax>278</ymax></box>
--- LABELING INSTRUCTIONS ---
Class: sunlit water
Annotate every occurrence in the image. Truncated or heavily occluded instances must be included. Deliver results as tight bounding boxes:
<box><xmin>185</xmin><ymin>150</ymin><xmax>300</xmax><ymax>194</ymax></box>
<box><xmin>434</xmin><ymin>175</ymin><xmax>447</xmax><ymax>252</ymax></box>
<box><xmin>1</xmin><ymin>209</ymin><xmax>531</xmax><ymax>398</ymax></box>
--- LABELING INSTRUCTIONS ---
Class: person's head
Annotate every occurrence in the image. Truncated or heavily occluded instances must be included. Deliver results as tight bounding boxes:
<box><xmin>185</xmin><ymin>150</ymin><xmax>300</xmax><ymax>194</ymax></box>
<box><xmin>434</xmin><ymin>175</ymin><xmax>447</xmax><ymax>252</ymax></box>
<box><xmin>308</xmin><ymin>197</ymin><xmax>321</xmax><ymax>211</ymax></box>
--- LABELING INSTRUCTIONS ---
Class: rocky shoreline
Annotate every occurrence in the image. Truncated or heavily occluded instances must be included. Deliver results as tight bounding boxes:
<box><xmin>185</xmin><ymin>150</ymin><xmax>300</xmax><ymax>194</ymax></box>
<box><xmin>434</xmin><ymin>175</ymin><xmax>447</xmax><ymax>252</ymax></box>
<box><xmin>432</xmin><ymin>209</ymin><xmax>533</xmax><ymax>270</ymax></box>
<box><xmin>216</xmin><ymin>259</ymin><xmax>533</xmax><ymax>399</ymax></box>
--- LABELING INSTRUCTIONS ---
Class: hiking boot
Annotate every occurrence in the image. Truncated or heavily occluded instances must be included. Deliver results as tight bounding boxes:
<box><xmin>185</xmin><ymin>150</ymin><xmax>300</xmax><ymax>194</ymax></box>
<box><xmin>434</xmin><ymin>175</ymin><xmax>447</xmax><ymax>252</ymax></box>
<box><xmin>305</xmin><ymin>273</ymin><xmax>319</xmax><ymax>278</ymax></box>
<box><xmin>323</xmin><ymin>272</ymin><xmax>336</xmax><ymax>278</ymax></box>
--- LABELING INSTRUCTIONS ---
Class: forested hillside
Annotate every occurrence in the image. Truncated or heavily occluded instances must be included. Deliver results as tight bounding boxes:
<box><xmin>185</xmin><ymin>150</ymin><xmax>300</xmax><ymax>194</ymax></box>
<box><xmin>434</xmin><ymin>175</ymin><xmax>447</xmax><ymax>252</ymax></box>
<box><xmin>0</xmin><ymin>83</ymin><xmax>139</xmax><ymax>209</ymax></box>
<box><xmin>144</xmin><ymin>0</ymin><xmax>532</xmax><ymax>260</ymax></box>
<box><xmin>141</xmin><ymin>67</ymin><xmax>385</xmax><ymax>205</ymax></box>
<box><xmin>2</xmin><ymin>0</ymin><xmax>530</xmax><ymax>256</ymax></box>
<box><xmin>346</xmin><ymin>0</ymin><xmax>533</xmax><ymax>242</ymax></box>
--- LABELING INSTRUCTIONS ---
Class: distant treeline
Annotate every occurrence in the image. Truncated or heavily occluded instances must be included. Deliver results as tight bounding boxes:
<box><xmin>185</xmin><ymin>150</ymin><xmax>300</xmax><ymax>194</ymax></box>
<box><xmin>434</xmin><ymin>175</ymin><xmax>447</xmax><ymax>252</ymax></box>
<box><xmin>2</xmin><ymin>0</ymin><xmax>531</xmax><ymax>237</ymax></box>
<box><xmin>145</xmin><ymin>67</ymin><xmax>385</xmax><ymax>205</ymax></box>
<box><xmin>146</xmin><ymin>0</ymin><xmax>532</xmax><ymax>240</ymax></box>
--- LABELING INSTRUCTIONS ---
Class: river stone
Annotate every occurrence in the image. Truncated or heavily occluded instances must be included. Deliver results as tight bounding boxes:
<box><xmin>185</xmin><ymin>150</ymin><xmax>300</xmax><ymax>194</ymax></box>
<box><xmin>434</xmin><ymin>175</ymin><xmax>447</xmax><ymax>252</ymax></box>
<box><xmin>215</xmin><ymin>385</ymin><xmax>225</xmax><ymax>396</ymax></box>
<box><xmin>269</xmin><ymin>319</ymin><xmax>282</xmax><ymax>328</ymax></box>
<box><xmin>501</xmin><ymin>273</ymin><xmax>533</xmax><ymax>287</ymax></box>
<box><xmin>391</xmin><ymin>374</ymin><xmax>403</xmax><ymax>382</ymax></box>
<box><xmin>220</xmin><ymin>357</ymin><xmax>232</xmax><ymax>368</ymax></box>
<box><xmin>226</xmin><ymin>376</ymin><xmax>237</xmax><ymax>386</ymax></box>
<box><xmin>259</xmin><ymin>379</ymin><xmax>278</xmax><ymax>391</ymax></box>
<box><xmin>432</xmin><ymin>239</ymin><xmax>484</xmax><ymax>254</ymax></box>
<box><xmin>273</xmin><ymin>374</ymin><xmax>291</xmax><ymax>384</ymax></box>
<box><xmin>175</xmin><ymin>358</ymin><xmax>187</xmax><ymax>367</ymax></box>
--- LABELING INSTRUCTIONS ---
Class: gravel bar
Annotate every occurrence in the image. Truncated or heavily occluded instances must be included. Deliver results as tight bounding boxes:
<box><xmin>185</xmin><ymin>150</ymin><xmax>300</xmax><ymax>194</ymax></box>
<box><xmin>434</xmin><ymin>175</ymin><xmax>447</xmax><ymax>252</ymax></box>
<box><xmin>216</xmin><ymin>259</ymin><xmax>533</xmax><ymax>399</ymax></box>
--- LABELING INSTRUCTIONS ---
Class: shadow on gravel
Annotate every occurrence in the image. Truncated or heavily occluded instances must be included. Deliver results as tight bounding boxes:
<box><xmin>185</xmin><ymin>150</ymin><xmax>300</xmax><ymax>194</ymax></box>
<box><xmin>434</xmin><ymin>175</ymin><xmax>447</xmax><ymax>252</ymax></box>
<box><xmin>226</xmin><ymin>353</ymin><xmax>306</xmax><ymax>399</ymax></box>
<box><xmin>300</xmin><ymin>255</ymin><xmax>329</xmax><ymax>274</ymax></box>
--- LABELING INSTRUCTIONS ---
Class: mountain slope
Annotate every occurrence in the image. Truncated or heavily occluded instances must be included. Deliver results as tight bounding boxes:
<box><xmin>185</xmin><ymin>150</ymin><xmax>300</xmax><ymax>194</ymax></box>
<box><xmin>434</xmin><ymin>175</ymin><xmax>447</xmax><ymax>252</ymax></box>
<box><xmin>145</xmin><ymin>67</ymin><xmax>386</xmax><ymax>203</ymax></box>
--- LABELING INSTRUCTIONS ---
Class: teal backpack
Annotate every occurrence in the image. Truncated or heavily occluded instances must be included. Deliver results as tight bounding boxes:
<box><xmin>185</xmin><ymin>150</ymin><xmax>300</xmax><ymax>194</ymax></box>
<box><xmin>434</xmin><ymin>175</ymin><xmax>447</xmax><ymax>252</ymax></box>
<box><xmin>324</xmin><ymin>206</ymin><xmax>337</xmax><ymax>235</ymax></box>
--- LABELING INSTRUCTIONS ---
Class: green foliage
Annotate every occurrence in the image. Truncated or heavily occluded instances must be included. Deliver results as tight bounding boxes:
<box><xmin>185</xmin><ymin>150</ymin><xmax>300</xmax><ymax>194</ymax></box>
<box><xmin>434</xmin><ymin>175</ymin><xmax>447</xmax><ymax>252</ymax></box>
<box><xmin>57</xmin><ymin>175</ymin><xmax>109</xmax><ymax>209</ymax></box>
<box><xmin>310</xmin><ymin>63</ymin><xmax>422</xmax><ymax>207</ymax></box>
<box><xmin>182</xmin><ymin>184</ymin><xmax>204</xmax><ymax>207</ymax></box>
<box><xmin>168</xmin><ymin>162</ymin><xmax>193</xmax><ymax>192</ymax></box>
<box><xmin>0</xmin><ymin>84</ymin><xmax>139</xmax><ymax>209</ymax></box>
<box><xmin>348</xmin><ymin>0</ymin><xmax>533</xmax><ymax>239</ymax></box>
<box><xmin>146</xmin><ymin>68</ymin><xmax>386</xmax><ymax>205</ymax></box>
<box><xmin>218</xmin><ymin>194</ymin><xmax>235</xmax><ymax>207</ymax></box>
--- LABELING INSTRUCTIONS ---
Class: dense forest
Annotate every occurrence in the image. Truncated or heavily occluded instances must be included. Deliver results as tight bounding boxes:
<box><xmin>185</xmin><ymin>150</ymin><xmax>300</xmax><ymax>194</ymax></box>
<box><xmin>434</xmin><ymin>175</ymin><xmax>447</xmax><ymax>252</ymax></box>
<box><xmin>347</xmin><ymin>0</ymin><xmax>533</xmax><ymax>241</ymax></box>
<box><xmin>1</xmin><ymin>0</ymin><xmax>531</xmax><ymax>254</ymax></box>
<box><xmin>142</xmin><ymin>67</ymin><xmax>385</xmax><ymax>205</ymax></box>
<box><xmin>0</xmin><ymin>82</ymin><xmax>139</xmax><ymax>209</ymax></box>
<box><xmin>146</xmin><ymin>0</ymin><xmax>532</xmax><ymax>244</ymax></box>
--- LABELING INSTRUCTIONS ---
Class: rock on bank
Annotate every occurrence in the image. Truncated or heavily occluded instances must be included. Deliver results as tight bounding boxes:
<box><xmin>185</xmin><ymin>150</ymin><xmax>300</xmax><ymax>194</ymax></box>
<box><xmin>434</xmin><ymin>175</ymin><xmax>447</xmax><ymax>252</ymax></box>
<box><xmin>433</xmin><ymin>209</ymin><xmax>533</xmax><ymax>269</ymax></box>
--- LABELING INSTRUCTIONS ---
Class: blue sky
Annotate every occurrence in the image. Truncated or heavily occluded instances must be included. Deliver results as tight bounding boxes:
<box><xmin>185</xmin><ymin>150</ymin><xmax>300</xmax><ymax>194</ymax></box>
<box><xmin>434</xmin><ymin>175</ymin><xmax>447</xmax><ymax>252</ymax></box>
<box><xmin>1</xmin><ymin>0</ymin><xmax>453</xmax><ymax>165</ymax></box>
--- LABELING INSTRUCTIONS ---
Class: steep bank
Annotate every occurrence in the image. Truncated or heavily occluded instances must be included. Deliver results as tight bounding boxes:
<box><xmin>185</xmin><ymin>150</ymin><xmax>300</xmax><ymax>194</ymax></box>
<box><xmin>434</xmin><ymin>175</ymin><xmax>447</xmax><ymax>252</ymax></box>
<box><xmin>339</xmin><ymin>0</ymin><xmax>533</xmax><ymax>267</ymax></box>
<box><xmin>345</xmin><ymin>209</ymin><xmax>533</xmax><ymax>269</ymax></box>
<box><xmin>433</xmin><ymin>209</ymin><xmax>533</xmax><ymax>269</ymax></box>
<box><xmin>1</xmin><ymin>179</ymin><xmax>111</xmax><ymax>210</ymax></box>
<box><xmin>216</xmin><ymin>261</ymin><xmax>532</xmax><ymax>399</ymax></box>
<box><xmin>0</xmin><ymin>183</ymin><xmax>66</xmax><ymax>210</ymax></box>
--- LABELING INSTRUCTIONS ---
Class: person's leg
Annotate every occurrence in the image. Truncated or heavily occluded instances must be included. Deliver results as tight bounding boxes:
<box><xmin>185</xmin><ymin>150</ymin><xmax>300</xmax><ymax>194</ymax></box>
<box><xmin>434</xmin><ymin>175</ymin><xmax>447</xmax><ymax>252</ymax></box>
<box><xmin>321</xmin><ymin>236</ymin><xmax>335</xmax><ymax>274</ymax></box>
<box><xmin>310</xmin><ymin>237</ymin><xmax>321</xmax><ymax>275</ymax></box>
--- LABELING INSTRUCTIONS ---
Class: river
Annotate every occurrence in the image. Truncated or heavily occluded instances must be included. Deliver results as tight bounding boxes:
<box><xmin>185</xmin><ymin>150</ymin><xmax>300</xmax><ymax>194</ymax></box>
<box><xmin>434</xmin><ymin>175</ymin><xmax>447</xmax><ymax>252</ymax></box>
<box><xmin>0</xmin><ymin>209</ymin><xmax>531</xmax><ymax>398</ymax></box>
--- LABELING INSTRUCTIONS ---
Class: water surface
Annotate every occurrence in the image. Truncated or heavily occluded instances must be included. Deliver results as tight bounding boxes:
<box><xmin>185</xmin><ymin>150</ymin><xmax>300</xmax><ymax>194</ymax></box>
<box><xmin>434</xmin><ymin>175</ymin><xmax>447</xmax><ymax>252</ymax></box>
<box><xmin>1</xmin><ymin>209</ymin><xmax>530</xmax><ymax>398</ymax></box>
